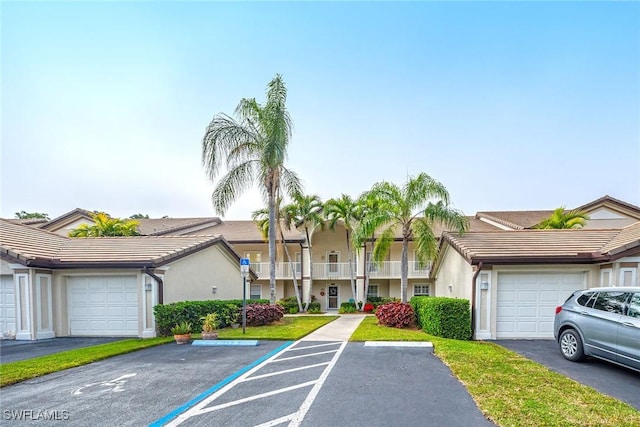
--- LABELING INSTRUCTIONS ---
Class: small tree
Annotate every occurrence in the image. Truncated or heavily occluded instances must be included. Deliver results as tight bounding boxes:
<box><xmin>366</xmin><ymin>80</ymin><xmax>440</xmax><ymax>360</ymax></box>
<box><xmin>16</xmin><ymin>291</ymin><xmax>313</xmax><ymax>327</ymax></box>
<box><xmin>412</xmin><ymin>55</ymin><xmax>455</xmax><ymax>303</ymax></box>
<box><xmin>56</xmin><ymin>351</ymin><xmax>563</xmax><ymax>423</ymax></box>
<box><xmin>68</xmin><ymin>212</ymin><xmax>140</xmax><ymax>237</ymax></box>
<box><xmin>15</xmin><ymin>211</ymin><xmax>49</xmax><ymax>220</ymax></box>
<box><xmin>533</xmin><ymin>207</ymin><xmax>589</xmax><ymax>229</ymax></box>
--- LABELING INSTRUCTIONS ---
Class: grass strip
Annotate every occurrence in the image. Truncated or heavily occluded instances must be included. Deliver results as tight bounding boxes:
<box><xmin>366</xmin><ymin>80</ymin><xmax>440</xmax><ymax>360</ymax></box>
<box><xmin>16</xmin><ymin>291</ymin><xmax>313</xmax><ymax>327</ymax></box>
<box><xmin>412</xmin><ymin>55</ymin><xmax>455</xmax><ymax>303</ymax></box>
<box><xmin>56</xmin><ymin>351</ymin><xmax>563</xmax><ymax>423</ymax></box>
<box><xmin>0</xmin><ymin>337</ymin><xmax>173</xmax><ymax>388</ymax></box>
<box><xmin>213</xmin><ymin>315</ymin><xmax>339</xmax><ymax>340</ymax></box>
<box><xmin>352</xmin><ymin>316</ymin><xmax>640</xmax><ymax>427</ymax></box>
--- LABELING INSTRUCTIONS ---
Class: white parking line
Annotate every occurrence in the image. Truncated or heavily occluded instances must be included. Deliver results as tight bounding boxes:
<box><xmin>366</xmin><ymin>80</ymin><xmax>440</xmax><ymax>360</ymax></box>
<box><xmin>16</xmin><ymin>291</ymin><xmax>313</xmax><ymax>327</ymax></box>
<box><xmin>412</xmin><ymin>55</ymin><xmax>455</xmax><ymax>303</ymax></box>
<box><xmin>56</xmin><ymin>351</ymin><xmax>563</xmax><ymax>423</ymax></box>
<box><xmin>164</xmin><ymin>340</ymin><xmax>347</xmax><ymax>427</ymax></box>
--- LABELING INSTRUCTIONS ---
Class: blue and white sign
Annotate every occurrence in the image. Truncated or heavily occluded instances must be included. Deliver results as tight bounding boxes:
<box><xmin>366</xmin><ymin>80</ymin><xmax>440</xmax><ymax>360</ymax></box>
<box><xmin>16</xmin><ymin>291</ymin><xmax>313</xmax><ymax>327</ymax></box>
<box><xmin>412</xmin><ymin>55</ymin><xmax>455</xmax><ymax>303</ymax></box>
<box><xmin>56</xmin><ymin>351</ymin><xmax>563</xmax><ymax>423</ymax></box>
<box><xmin>240</xmin><ymin>258</ymin><xmax>250</xmax><ymax>277</ymax></box>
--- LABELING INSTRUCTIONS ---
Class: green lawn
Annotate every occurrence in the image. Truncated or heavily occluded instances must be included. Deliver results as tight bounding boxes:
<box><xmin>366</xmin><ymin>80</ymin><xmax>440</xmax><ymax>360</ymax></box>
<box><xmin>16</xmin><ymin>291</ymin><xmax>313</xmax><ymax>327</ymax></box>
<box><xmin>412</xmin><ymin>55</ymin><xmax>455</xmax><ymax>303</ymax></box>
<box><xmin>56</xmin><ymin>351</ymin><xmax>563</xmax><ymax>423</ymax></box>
<box><xmin>0</xmin><ymin>337</ymin><xmax>174</xmax><ymax>387</ymax></box>
<box><xmin>0</xmin><ymin>316</ymin><xmax>337</xmax><ymax>387</ymax></box>
<box><xmin>214</xmin><ymin>315</ymin><xmax>338</xmax><ymax>340</ymax></box>
<box><xmin>352</xmin><ymin>316</ymin><xmax>640</xmax><ymax>427</ymax></box>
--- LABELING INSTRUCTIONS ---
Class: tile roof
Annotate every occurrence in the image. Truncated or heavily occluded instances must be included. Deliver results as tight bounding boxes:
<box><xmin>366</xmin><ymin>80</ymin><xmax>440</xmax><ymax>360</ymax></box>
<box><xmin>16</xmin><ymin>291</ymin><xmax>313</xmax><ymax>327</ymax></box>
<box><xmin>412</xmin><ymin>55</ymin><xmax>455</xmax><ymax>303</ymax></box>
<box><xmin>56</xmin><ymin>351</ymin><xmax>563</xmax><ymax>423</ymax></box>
<box><xmin>475</xmin><ymin>210</ymin><xmax>554</xmax><ymax>230</ymax></box>
<box><xmin>195</xmin><ymin>220</ymin><xmax>304</xmax><ymax>242</ymax></box>
<box><xmin>600</xmin><ymin>222</ymin><xmax>640</xmax><ymax>255</ymax></box>
<box><xmin>38</xmin><ymin>208</ymin><xmax>93</xmax><ymax>230</ymax></box>
<box><xmin>137</xmin><ymin>217</ymin><xmax>221</xmax><ymax>235</ymax></box>
<box><xmin>0</xmin><ymin>219</ymin><xmax>236</xmax><ymax>268</ymax></box>
<box><xmin>441</xmin><ymin>226</ymin><xmax>638</xmax><ymax>265</ymax></box>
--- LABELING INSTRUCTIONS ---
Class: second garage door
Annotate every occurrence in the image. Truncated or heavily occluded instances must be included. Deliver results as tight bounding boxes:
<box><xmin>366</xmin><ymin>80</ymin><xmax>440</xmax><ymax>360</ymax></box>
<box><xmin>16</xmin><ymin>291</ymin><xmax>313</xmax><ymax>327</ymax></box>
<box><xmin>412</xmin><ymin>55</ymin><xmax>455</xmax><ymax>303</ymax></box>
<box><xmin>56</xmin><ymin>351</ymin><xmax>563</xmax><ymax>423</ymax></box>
<box><xmin>496</xmin><ymin>272</ymin><xmax>585</xmax><ymax>339</ymax></box>
<box><xmin>68</xmin><ymin>276</ymin><xmax>138</xmax><ymax>336</ymax></box>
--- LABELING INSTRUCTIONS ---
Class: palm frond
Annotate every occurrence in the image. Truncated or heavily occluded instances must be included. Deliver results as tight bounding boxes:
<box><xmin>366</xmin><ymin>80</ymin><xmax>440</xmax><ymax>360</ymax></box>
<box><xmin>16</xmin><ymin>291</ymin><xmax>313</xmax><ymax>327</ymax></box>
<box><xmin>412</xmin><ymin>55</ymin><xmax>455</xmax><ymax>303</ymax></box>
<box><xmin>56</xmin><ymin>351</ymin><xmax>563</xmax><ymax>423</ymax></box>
<box><xmin>211</xmin><ymin>161</ymin><xmax>256</xmax><ymax>215</ymax></box>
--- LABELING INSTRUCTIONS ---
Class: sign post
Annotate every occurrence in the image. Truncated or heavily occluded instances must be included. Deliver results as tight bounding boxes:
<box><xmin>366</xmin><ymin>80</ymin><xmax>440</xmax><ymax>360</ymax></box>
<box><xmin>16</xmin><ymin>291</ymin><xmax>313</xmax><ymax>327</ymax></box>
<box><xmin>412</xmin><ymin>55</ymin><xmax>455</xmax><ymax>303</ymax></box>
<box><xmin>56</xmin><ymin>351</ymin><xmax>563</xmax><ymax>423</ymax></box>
<box><xmin>240</xmin><ymin>258</ymin><xmax>250</xmax><ymax>334</ymax></box>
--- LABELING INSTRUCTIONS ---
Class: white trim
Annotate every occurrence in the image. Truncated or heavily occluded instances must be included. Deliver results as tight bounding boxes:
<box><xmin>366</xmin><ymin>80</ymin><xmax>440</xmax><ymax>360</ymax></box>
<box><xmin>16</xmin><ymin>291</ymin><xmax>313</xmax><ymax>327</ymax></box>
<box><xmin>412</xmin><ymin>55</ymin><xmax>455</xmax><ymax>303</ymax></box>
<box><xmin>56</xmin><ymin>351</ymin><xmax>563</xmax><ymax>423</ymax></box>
<box><xmin>35</xmin><ymin>274</ymin><xmax>54</xmax><ymax>339</ymax></box>
<box><xmin>141</xmin><ymin>274</ymin><xmax>158</xmax><ymax>338</ymax></box>
<box><xmin>619</xmin><ymin>267</ymin><xmax>637</xmax><ymax>287</ymax></box>
<box><xmin>15</xmin><ymin>273</ymin><xmax>32</xmax><ymax>340</ymax></box>
<box><xmin>413</xmin><ymin>283</ymin><xmax>430</xmax><ymax>296</ymax></box>
<box><xmin>475</xmin><ymin>271</ymin><xmax>491</xmax><ymax>339</ymax></box>
<box><xmin>600</xmin><ymin>268</ymin><xmax>613</xmax><ymax>286</ymax></box>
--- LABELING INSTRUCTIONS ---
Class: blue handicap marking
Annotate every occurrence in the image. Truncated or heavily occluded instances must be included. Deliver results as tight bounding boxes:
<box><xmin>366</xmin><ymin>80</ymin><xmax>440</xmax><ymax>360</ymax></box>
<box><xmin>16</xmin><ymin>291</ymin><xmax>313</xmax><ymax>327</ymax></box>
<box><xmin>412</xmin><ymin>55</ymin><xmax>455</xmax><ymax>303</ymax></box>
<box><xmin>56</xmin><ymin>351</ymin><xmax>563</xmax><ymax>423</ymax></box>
<box><xmin>240</xmin><ymin>258</ymin><xmax>250</xmax><ymax>266</ymax></box>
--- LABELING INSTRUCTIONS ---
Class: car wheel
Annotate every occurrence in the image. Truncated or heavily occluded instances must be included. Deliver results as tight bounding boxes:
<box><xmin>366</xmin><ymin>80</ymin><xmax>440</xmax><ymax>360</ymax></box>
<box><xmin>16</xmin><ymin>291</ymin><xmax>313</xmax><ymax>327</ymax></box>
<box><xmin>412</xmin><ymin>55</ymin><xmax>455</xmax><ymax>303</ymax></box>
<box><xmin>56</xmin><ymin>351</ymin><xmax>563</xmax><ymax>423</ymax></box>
<box><xmin>559</xmin><ymin>329</ymin><xmax>585</xmax><ymax>362</ymax></box>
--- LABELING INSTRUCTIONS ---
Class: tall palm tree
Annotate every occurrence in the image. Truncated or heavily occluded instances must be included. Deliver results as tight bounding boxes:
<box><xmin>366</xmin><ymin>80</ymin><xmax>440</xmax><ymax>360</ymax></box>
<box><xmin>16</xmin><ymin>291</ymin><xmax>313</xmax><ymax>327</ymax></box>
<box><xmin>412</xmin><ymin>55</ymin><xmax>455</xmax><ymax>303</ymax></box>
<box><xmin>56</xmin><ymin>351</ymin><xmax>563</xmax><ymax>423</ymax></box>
<box><xmin>283</xmin><ymin>192</ymin><xmax>324</xmax><ymax>311</ymax></box>
<box><xmin>533</xmin><ymin>207</ymin><xmax>590</xmax><ymax>229</ymax></box>
<box><xmin>324</xmin><ymin>194</ymin><xmax>362</xmax><ymax>302</ymax></box>
<box><xmin>360</xmin><ymin>173</ymin><xmax>468</xmax><ymax>303</ymax></box>
<box><xmin>353</xmin><ymin>191</ymin><xmax>383</xmax><ymax>305</ymax></box>
<box><xmin>202</xmin><ymin>74</ymin><xmax>302</xmax><ymax>303</ymax></box>
<box><xmin>252</xmin><ymin>206</ymin><xmax>303</xmax><ymax>312</ymax></box>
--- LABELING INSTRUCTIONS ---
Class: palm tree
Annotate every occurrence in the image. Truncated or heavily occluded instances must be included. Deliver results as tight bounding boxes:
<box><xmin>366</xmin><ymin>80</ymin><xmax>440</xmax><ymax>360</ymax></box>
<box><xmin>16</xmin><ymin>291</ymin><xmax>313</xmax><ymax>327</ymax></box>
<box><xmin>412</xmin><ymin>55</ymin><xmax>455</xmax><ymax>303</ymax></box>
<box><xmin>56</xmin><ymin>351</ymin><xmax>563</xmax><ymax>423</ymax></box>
<box><xmin>202</xmin><ymin>74</ymin><xmax>302</xmax><ymax>303</ymax></box>
<box><xmin>360</xmin><ymin>173</ymin><xmax>468</xmax><ymax>303</ymax></box>
<box><xmin>353</xmin><ymin>191</ymin><xmax>383</xmax><ymax>305</ymax></box>
<box><xmin>283</xmin><ymin>192</ymin><xmax>324</xmax><ymax>311</ymax></box>
<box><xmin>69</xmin><ymin>212</ymin><xmax>140</xmax><ymax>237</ymax></box>
<box><xmin>252</xmin><ymin>206</ymin><xmax>303</xmax><ymax>312</ymax></box>
<box><xmin>533</xmin><ymin>207</ymin><xmax>590</xmax><ymax>229</ymax></box>
<box><xmin>324</xmin><ymin>194</ymin><xmax>362</xmax><ymax>302</ymax></box>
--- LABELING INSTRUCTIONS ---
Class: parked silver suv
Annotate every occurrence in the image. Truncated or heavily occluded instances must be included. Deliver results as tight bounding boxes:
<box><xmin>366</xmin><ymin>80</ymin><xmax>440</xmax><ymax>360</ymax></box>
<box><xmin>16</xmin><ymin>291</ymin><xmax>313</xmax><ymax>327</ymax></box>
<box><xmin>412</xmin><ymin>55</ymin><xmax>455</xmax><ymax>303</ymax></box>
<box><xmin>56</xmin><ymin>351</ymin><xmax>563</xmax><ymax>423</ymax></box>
<box><xmin>553</xmin><ymin>287</ymin><xmax>640</xmax><ymax>372</ymax></box>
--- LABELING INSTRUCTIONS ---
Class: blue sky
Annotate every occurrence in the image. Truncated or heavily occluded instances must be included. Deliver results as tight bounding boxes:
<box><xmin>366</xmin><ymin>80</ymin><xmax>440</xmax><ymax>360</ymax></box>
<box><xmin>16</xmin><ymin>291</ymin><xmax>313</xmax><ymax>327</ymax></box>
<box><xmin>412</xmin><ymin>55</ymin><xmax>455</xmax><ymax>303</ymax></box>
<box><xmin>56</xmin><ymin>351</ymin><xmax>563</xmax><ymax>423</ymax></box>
<box><xmin>2</xmin><ymin>1</ymin><xmax>639</xmax><ymax>220</ymax></box>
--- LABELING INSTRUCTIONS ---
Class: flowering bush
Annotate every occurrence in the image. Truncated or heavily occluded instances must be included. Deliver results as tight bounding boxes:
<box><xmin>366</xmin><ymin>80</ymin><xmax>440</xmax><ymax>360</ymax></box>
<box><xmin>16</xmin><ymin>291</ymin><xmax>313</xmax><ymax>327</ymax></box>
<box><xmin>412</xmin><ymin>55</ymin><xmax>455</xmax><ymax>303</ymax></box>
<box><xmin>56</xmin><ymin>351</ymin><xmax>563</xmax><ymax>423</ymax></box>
<box><xmin>245</xmin><ymin>303</ymin><xmax>285</xmax><ymax>326</ymax></box>
<box><xmin>375</xmin><ymin>302</ymin><xmax>415</xmax><ymax>328</ymax></box>
<box><xmin>363</xmin><ymin>303</ymin><xmax>375</xmax><ymax>313</ymax></box>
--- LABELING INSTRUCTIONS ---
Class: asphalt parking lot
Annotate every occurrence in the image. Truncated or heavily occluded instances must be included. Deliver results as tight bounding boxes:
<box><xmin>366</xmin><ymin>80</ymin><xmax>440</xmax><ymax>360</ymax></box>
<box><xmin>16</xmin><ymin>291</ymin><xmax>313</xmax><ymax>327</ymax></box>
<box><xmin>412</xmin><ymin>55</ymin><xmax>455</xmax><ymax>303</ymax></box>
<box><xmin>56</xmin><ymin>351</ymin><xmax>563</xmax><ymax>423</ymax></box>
<box><xmin>496</xmin><ymin>339</ymin><xmax>640</xmax><ymax>411</ymax></box>
<box><xmin>1</xmin><ymin>340</ymin><xmax>493</xmax><ymax>426</ymax></box>
<box><xmin>0</xmin><ymin>337</ymin><xmax>125</xmax><ymax>363</ymax></box>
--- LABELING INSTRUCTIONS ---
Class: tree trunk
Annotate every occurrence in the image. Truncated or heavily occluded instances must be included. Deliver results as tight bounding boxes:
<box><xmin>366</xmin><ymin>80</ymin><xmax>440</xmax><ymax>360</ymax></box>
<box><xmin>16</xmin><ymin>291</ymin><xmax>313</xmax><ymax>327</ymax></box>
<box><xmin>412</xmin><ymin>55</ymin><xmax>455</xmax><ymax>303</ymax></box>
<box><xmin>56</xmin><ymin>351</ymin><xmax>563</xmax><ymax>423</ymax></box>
<box><xmin>346</xmin><ymin>229</ymin><xmax>357</xmax><ymax>302</ymax></box>
<box><xmin>268</xmin><ymin>189</ymin><xmax>277</xmax><ymax>303</ymax></box>
<box><xmin>303</xmin><ymin>226</ymin><xmax>312</xmax><ymax>312</ymax></box>
<box><xmin>401</xmin><ymin>236</ymin><xmax>409</xmax><ymax>303</ymax></box>
<box><xmin>280</xmin><ymin>228</ymin><xmax>302</xmax><ymax>312</ymax></box>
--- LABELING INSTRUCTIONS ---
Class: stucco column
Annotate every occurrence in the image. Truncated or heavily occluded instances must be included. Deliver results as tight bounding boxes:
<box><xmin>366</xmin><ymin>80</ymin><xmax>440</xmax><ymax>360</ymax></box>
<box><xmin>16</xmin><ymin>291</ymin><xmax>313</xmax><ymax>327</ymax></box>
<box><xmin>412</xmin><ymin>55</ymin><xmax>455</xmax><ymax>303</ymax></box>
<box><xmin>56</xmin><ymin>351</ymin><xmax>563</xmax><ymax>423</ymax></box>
<box><xmin>302</xmin><ymin>244</ymin><xmax>312</xmax><ymax>306</ymax></box>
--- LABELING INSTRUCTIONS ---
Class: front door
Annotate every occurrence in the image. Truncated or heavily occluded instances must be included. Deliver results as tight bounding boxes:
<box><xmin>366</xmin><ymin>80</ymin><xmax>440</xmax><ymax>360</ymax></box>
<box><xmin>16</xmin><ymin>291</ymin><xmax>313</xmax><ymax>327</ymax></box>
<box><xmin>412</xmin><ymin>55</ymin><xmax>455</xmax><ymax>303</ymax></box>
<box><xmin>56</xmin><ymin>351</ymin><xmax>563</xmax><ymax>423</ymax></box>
<box><xmin>327</xmin><ymin>285</ymin><xmax>339</xmax><ymax>310</ymax></box>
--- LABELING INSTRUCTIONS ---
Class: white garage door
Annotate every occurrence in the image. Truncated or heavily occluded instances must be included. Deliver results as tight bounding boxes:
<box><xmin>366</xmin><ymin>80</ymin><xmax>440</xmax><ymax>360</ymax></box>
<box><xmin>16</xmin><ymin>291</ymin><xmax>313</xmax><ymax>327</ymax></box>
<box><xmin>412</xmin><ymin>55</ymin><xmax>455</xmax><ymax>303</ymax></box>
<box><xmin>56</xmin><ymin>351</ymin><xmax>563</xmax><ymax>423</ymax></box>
<box><xmin>496</xmin><ymin>272</ymin><xmax>585</xmax><ymax>339</ymax></box>
<box><xmin>0</xmin><ymin>275</ymin><xmax>16</xmax><ymax>335</ymax></box>
<box><xmin>68</xmin><ymin>276</ymin><xmax>138</xmax><ymax>336</ymax></box>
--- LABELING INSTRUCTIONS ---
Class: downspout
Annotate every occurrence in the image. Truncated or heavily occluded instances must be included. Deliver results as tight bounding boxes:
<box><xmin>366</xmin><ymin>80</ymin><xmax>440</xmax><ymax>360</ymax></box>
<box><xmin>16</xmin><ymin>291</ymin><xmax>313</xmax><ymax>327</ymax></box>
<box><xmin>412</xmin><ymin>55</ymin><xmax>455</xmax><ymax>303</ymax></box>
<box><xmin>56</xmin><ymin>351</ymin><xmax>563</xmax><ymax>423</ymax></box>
<box><xmin>144</xmin><ymin>266</ymin><xmax>164</xmax><ymax>305</ymax></box>
<box><xmin>470</xmin><ymin>262</ymin><xmax>483</xmax><ymax>339</ymax></box>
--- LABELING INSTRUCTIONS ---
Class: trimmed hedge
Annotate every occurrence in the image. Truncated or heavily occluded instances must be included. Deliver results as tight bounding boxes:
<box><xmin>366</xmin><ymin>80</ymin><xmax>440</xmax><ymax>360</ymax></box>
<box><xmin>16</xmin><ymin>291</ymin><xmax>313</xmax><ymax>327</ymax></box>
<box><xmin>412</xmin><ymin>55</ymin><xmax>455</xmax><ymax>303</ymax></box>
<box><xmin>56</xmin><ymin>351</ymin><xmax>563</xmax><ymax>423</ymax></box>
<box><xmin>153</xmin><ymin>299</ymin><xmax>268</xmax><ymax>336</ymax></box>
<box><xmin>410</xmin><ymin>296</ymin><xmax>472</xmax><ymax>340</ymax></box>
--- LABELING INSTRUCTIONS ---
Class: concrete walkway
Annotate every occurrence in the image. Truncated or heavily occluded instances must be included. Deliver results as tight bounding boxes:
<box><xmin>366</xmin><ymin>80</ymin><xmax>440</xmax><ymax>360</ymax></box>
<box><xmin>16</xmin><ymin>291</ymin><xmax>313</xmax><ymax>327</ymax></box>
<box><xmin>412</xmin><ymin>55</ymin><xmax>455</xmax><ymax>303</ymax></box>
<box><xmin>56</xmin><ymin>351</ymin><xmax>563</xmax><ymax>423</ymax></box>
<box><xmin>300</xmin><ymin>314</ymin><xmax>366</xmax><ymax>341</ymax></box>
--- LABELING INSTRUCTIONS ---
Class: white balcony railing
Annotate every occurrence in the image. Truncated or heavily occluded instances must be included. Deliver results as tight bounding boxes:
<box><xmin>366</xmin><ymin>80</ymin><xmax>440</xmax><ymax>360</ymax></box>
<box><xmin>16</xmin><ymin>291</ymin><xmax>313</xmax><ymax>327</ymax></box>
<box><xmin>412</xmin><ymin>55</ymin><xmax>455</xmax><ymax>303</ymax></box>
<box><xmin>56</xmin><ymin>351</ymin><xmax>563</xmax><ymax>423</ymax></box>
<box><xmin>252</xmin><ymin>261</ymin><xmax>430</xmax><ymax>279</ymax></box>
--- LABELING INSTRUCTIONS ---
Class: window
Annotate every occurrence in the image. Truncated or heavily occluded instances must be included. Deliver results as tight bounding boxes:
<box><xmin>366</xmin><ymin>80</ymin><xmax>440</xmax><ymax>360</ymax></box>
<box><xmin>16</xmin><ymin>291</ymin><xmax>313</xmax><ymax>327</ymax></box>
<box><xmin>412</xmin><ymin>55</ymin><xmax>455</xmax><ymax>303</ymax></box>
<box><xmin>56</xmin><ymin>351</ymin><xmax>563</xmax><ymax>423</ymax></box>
<box><xmin>327</xmin><ymin>252</ymin><xmax>339</xmax><ymax>275</ymax></box>
<box><xmin>600</xmin><ymin>268</ymin><xmax>612</xmax><ymax>286</ymax></box>
<box><xmin>295</xmin><ymin>252</ymin><xmax>301</xmax><ymax>274</ymax></box>
<box><xmin>367</xmin><ymin>284</ymin><xmax>379</xmax><ymax>298</ymax></box>
<box><xmin>245</xmin><ymin>252</ymin><xmax>262</xmax><ymax>273</ymax></box>
<box><xmin>250</xmin><ymin>284</ymin><xmax>261</xmax><ymax>300</ymax></box>
<box><xmin>627</xmin><ymin>293</ymin><xmax>640</xmax><ymax>318</ymax></box>
<box><xmin>620</xmin><ymin>268</ymin><xmax>637</xmax><ymax>287</ymax></box>
<box><xmin>592</xmin><ymin>292</ymin><xmax>628</xmax><ymax>315</ymax></box>
<box><xmin>576</xmin><ymin>292</ymin><xmax>595</xmax><ymax>307</ymax></box>
<box><xmin>414</xmin><ymin>284</ymin><xmax>430</xmax><ymax>296</ymax></box>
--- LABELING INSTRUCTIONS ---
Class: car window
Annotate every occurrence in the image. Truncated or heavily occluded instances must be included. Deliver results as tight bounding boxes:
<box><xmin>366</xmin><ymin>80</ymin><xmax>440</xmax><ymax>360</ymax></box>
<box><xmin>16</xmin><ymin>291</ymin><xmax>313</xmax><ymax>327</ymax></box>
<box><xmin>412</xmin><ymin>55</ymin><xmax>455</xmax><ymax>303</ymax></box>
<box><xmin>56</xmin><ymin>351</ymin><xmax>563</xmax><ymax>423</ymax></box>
<box><xmin>626</xmin><ymin>293</ymin><xmax>640</xmax><ymax>319</ymax></box>
<box><xmin>592</xmin><ymin>292</ymin><xmax>627</xmax><ymax>315</ymax></box>
<box><xmin>576</xmin><ymin>292</ymin><xmax>594</xmax><ymax>307</ymax></box>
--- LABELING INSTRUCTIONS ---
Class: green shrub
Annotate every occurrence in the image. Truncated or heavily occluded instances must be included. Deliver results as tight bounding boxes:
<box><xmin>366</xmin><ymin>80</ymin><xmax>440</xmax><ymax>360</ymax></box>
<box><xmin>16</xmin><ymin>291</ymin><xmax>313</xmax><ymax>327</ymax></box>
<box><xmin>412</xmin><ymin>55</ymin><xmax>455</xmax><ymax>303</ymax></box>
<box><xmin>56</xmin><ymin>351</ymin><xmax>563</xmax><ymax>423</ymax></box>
<box><xmin>307</xmin><ymin>301</ymin><xmax>321</xmax><ymax>312</ymax></box>
<box><xmin>153</xmin><ymin>299</ymin><xmax>269</xmax><ymax>336</ymax></box>
<box><xmin>277</xmin><ymin>296</ymin><xmax>300</xmax><ymax>314</ymax></box>
<box><xmin>366</xmin><ymin>296</ymin><xmax>400</xmax><ymax>309</ymax></box>
<box><xmin>339</xmin><ymin>301</ymin><xmax>357</xmax><ymax>314</ymax></box>
<box><xmin>410</xmin><ymin>296</ymin><xmax>471</xmax><ymax>340</ymax></box>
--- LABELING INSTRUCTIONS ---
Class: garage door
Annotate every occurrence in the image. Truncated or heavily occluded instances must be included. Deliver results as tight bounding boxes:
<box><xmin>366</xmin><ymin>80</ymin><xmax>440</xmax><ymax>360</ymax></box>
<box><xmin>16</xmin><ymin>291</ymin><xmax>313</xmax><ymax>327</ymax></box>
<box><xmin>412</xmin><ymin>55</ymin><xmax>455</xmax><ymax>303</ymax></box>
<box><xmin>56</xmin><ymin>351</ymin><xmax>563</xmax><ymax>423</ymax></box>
<box><xmin>68</xmin><ymin>276</ymin><xmax>138</xmax><ymax>336</ymax></box>
<box><xmin>0</xmin><ymin>275</ymin><xmax>16</xmax><ymax>335</ymax></box>
<box><xmin>496</xmin><ymin>272</ymin><xmax>585</xmax><ymax>339</ymax></box>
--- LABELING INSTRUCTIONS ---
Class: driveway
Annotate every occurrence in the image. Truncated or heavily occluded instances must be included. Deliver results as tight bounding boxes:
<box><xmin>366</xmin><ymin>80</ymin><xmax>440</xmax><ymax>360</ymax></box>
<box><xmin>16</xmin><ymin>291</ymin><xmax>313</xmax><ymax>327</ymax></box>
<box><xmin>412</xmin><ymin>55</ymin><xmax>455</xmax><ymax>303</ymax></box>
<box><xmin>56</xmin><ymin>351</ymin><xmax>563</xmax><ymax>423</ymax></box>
<box><xmin>496</xmin><ymin>340</ymin><xmax>640</xmax><ymax>410</ymax></box>
<box><xmin>1</xmin><ymin>341</ymin><xmax>493</xmax><ymax>426</ymax></box>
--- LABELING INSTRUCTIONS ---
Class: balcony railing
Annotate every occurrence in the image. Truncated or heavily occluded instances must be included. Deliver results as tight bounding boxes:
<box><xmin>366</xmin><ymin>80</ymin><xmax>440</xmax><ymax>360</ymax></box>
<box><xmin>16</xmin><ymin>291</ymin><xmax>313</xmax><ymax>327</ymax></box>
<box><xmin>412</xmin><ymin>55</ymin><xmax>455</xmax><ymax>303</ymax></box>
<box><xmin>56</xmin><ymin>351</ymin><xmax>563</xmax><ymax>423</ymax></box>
<box><xmin>252</xmin><ymin>261</ymin><xmax>430</xmax><ymax>279</ymax></box>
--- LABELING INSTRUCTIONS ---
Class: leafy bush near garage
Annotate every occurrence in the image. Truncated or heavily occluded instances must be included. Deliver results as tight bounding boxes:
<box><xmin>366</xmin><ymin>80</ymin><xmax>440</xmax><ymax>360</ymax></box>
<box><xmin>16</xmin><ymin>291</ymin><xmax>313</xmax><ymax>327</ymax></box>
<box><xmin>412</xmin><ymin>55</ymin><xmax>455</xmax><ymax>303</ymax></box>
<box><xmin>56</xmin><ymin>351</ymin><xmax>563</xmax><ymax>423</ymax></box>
<box><xmin>375</xmin><ymin>302</ymin><xmax>415</xmax><ymax>328</ymax></box>
<box><xmin>410</xmin><ymin>296</ymin><xmax>471</xmax><ymax>340</ymax></box>
<box><xmin>154</xmin><ymin>299</ymin><xmax>269</xmax><ymax>335</ymax></box>
<box><xmin>245</xmin><ymin>303</ymin><xmax>285</xmax><ymax>326</ymax></box>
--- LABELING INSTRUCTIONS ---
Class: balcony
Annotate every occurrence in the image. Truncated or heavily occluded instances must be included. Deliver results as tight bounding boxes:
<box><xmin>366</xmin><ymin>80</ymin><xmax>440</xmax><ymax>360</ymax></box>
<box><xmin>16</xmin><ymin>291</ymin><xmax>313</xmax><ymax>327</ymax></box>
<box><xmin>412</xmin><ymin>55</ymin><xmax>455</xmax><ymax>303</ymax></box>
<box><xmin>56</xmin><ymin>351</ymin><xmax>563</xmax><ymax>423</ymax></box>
<box><xmin>252</xmin><ymin>261</ymin><xmax>430</xmax><ymax>280</ymax></box>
